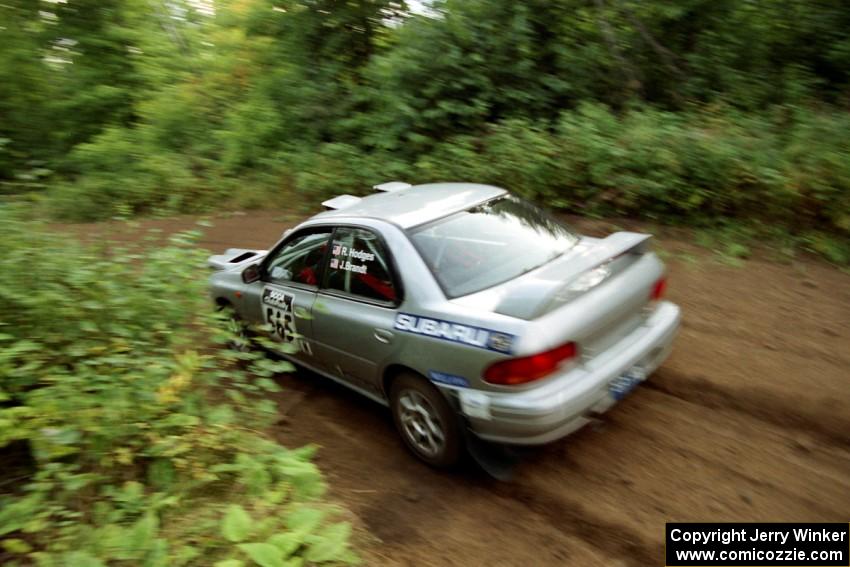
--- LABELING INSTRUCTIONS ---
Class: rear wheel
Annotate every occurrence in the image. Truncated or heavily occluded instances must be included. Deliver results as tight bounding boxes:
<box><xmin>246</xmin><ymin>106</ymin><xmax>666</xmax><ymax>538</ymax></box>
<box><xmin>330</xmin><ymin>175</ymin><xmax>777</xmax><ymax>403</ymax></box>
<box><xmin>390</xmin><ymin>373</ymin><xmax>463</xmax><ymax>468</ymax></box>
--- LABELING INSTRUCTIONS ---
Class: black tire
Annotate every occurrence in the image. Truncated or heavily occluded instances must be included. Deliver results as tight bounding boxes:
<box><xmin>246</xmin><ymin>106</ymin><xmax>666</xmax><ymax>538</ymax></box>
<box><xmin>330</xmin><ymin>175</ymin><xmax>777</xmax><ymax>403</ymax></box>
<box><xmin>389</xmin><ymin>373</ymin><xmax>464</xmax><ymax>468</ymax></box>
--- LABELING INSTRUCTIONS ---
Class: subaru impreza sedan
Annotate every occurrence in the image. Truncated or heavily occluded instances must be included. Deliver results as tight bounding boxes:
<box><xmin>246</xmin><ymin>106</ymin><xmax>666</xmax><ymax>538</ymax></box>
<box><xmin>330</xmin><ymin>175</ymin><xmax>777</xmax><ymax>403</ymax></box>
<box><xmin>208</xmin><ymin>182</ymin><xmax>681</xmax><ymax>467</ymax></box>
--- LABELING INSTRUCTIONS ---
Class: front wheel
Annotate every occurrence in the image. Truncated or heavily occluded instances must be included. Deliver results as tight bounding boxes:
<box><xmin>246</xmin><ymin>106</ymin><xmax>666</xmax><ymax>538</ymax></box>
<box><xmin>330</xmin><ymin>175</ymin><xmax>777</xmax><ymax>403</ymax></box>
<box><xmin>390</xmin><ymin>373</ymin><xmax>463</xmax><ymax>468</ymax></box>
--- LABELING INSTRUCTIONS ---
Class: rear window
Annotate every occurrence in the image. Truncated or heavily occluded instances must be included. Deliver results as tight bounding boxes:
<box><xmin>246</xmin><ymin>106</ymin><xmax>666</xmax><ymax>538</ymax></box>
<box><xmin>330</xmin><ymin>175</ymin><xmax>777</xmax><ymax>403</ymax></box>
<box><xmin>409</xmin><ymin>195</ymin><xmax>578</xmax><ymax>298</ymax></box>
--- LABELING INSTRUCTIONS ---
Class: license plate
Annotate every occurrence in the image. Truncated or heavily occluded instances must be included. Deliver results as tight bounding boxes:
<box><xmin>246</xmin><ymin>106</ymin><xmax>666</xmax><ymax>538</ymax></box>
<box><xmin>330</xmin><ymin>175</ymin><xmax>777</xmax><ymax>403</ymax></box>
<box><xmin>608</xmin><ymin>366</ymin><xmax>647</xmax><ymax>401</ymax></box>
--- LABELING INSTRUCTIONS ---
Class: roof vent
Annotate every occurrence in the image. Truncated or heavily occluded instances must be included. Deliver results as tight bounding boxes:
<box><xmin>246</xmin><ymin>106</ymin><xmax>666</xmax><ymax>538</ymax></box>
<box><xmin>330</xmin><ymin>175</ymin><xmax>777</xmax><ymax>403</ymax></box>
<box><xmin>373</xmin><ymin>181</ymin><xmax>412</xmax><ymax>192</ymax></box>
<box><xmin>322</xmin><ymin>195</ymin><xmax>362</xmax><ymax>210</ymax></box>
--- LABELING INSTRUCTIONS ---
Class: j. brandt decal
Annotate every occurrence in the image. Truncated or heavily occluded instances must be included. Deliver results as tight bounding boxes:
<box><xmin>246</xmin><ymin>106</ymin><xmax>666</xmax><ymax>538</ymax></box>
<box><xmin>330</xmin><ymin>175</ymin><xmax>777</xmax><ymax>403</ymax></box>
<box><xmin>394</xmin><ymin>313</ymin><xmax>514</xmax><ymax>353</ymax></box>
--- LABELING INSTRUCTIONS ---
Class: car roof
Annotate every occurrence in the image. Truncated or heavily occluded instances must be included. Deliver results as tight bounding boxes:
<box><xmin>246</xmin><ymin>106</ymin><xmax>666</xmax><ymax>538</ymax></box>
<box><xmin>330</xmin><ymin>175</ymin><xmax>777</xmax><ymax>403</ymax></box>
<box><xmin>311</xmin><ymin>183</ymin><xmax>507</xmax><ymax>229</ymax></box>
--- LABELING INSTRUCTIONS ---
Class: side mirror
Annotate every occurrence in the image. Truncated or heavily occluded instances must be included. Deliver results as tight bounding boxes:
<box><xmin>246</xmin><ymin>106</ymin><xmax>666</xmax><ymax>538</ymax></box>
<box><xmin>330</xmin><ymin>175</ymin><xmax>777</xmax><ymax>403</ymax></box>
<box><xmin>241</xmin><ymin>264</ymin><xmax>261</xmax><ymax>284</ymax></box>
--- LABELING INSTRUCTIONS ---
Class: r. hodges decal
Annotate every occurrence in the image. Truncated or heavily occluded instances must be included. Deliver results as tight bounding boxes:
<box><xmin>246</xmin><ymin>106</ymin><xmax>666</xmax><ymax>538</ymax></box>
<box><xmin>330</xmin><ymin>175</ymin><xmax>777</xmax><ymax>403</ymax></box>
<box><xmin>394</xmin><ymin>313</ymin><xmax>514</xmax><ymax>353</ymax></box>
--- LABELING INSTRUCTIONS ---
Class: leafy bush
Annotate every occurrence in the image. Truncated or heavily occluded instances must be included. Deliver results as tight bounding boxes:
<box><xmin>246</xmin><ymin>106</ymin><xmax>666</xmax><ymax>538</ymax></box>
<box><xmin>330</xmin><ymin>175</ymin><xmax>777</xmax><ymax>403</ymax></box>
<box><xmin>783</xmin><ymin>109</ymin><xmax>850</xmax><ymax>234</ymax></box>
<box><xmin>48</xmin><ymin>126</ymin><xmax>208</xmax><ymax>221</ymax></box>
<box><xmin>40</xmin><ymin>102</ymin><xmax>850</xmax><ymax>263</ymax></box>
<box><xmin>0</xmin><ymin>212</ymin><xmax>357</xmax><ymax>566</ymax></box>
<box><xmin>285</xmin><ymin>143</ymin><xmax>410</xmax><ymax>201</ymax></box>
<box><xmin>408</xmin><ymin>105</ymin><xmax>849</xmax><ymax>243</ymax></box>
<box><xmin>262</xmin><ymin>105</ymin><xmax>848</xmax><ymax>265</ymax></box>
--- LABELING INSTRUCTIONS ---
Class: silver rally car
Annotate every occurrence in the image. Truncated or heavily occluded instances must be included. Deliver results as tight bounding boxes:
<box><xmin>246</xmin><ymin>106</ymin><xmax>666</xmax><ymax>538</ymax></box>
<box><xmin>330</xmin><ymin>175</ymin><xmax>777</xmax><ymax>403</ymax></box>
<box><xmin>208</xmin><ymin>182</ymin><xmax>681</xmax><ymax>467</ymax></box>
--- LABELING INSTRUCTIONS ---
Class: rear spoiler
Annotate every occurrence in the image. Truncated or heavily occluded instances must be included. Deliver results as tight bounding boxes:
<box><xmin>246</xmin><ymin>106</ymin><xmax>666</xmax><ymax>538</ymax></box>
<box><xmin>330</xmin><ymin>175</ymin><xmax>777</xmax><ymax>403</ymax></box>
<box><xmin>491</xmin><ymin>232</ymin><xmax>653</xmax><ymax>319</ymax></box>
<box><xmin>533</xmin><ymin>232</ymin><xmax>652</xmax><ymax>317</ymax></box>
<box><xmin>373</xmin><ymin>181</ymin><xmax>411</xmax><ymax>192</ymax></box>
<box><xmin>322</xmin><ymin>182</ymin><xmax>411</xmax><ymax>210</ymax></box>
<box><xmin>322</xmin><ymin>195</ymin><xmax>361</xmax><ymax>210</ymax></box>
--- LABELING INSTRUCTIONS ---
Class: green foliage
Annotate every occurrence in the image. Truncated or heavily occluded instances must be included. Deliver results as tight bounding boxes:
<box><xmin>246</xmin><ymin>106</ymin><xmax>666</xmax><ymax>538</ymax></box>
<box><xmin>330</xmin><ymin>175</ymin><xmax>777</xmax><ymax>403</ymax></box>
<box><xmin>0</xmin><ymin>212</ymin><xmax>355</xmax><ymax>565</ymax></box>
<box><xmin>405</xmin><ymin>104</ymin><xmax>848</xmax><ymax>244</ymax></box>
<box><xmin>222</xmin><ymin>505</ymin><xmax>254</xmax><ymax>543</ymax></box>
<box><xmin>48</xmin><ymin>126</ymin><xmax>205</xmax><ymax>220</ymax></box>
<box><xmin>1</xmin><ymin>0</ymin><xmax>848</xmax><ymax>261</ymax></box>
<box><xmin>284</xmin><ymin>143</ymin><xmax>410</xmax><ymax>201</ymax></box>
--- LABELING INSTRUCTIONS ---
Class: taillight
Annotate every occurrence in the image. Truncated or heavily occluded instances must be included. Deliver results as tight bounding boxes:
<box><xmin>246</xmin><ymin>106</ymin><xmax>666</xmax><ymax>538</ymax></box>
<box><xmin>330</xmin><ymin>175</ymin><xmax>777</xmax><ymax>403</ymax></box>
<box><xmin>484</xmin><ymin>342</ymin><xmax>578</xmax><ymax>386</ymax></box>
<box><xmin>651</xmin><ymin>276</ymin><xmax>667</xmax><ymax>301</ymax></box>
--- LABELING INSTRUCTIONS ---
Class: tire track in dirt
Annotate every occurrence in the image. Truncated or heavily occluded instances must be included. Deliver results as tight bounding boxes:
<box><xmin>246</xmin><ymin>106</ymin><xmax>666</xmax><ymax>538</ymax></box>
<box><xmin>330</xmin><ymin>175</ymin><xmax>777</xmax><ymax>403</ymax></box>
<box><xmin>682</xmin><ymin>317</ymin><xmax>850</xmax><ymax>370</ymax></box>
<box><xmin>501</xmin><ymin>384</ymin><xmax>850</xmax><ymax>563</ymax></box>
<box><xmin>646</xmin><ymin>368</ymin><xmax>850</xmax><ymax>449</ymax></box>
<box><xmin>604</xmin><ymin>390</ymin><xmax>850</xmax><ymax>517</ymax></box>
<box><xmin>485</xmin><ymin>481</ymin><xmax>660</xmax><ymax>567</ymax></box>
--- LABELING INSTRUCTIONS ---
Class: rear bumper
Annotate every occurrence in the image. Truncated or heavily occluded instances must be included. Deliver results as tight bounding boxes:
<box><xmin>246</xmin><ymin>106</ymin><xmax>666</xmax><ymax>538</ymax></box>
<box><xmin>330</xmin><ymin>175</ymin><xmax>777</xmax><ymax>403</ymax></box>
<box><xmin>460</xmin><ymin>301</ymin><xmax>681</xmax><ymax>445</ymax></box>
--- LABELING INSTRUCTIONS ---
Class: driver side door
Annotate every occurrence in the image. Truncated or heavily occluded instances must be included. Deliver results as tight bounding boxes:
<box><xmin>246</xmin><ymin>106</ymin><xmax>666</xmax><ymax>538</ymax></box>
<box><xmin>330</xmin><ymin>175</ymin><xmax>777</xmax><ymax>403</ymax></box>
<box><xmin>258</xmin><ymin>227</ymin><xmax>332</xmax><ymax>362</ymax></box>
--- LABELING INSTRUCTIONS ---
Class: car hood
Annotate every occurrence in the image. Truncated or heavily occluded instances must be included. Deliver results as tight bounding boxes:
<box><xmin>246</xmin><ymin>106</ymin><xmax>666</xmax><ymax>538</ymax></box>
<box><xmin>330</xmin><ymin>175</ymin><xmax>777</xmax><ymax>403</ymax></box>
<box><xmin>449</xmin><ymin>232</ymin><xmax>652</xmax><ymax>320</ymax></box>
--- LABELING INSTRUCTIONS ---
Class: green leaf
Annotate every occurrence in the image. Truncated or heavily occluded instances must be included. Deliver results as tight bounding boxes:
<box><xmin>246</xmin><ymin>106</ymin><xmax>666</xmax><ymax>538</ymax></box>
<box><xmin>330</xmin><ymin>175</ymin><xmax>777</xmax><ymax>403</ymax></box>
<box><xmin>147</xmin><ymin>459</ymin><xmax>176</xmax><ymax>489</ymax></box>
<box><xmin>256</xmin><ymin>378</ymin><xmax>282</xmax><ymax>393</ymax></box>
<box><xmin>2</xmin><ymin>538</ymin><xmax>32</xmax><ymax>554</ymax></box>
<box><xmin>207</xmin><ymin>404</ymin><xmax>235</xmax><ymax>425</ymax></box>
<box><xmin>145</xmin><ymin>537</ymin><xmax>170</xmax><ymax>567</ymax></box>
<box><xmin>214</xmin><ymin>560</ymin><xmax>245</xmax><ymax>567</ymax></box>
<box><xmin>267</xmin><ymin>533</ymin><xmax>300</xmax><ymax>557</ymax></box>
<box><xmin>304</xmin><ymin>522</ymin><xmax>351</xmax><ymax>563</ymax></box>
<box><xmin>222</xmin><ymin>505</ymin><xmax>253</xmax><ymax>543</ymax></box>
<box><xmin>97</xmin><ymin>523</ymin><xmax>129</xmax><ymax>559</ymax></box>
<box><xmin>173</xmin><ymin>544</ymin><xmax>201</xmax><ymax>565</ymax></box>
<box><xmin>119</xmin><ymin>512</ymin><xmax>158</xmax><ymax>560</ymax></box>
<box><xmin>237</xmin><ymin>542</ymin><xmax>285</xmax><ymax>567</ymax></box>
<box><xmin>285</xmin><ymin>506</ymin><xmax>325</xmax><ymax>535</ymax></box>
<box><xmin>62</xmin><ymin>551</ymin><xmax>106</xmax><ymax>567</ymax></box>
<box><xmin>117</xmin><ymin>481</ymin><xmax>145</xmax><ymax>504</ymax></box>
<box><xmin>0</xmin><ymin>493</ymin><xmax>42</xmax><ymax>536</ymax></box>
<box><xmin>161</xmin><ymin>413</ymin><xmax>201</xmax><ymax>427</ymax></box>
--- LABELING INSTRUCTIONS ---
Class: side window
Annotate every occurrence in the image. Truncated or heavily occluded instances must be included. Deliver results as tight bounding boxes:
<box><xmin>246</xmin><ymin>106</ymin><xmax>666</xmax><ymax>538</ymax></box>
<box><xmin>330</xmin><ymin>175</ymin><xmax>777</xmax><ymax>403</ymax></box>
<box><xmin>324</xmin><ymin>228</ymin><xmax>398</xmax><ymax>304</ymax></box>
<box><xmin>264</xmin><ymin>229</ymin><xmax>332</xmax><ymax>287</ymax></box>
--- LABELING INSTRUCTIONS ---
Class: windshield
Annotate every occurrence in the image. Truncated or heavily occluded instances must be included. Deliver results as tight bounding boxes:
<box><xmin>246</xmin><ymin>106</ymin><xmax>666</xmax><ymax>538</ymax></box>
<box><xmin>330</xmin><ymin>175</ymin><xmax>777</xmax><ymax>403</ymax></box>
<box><xmin>409</xmin><ymin>195</ymin><xmax>579</xmax><ymax>298</ymax></box>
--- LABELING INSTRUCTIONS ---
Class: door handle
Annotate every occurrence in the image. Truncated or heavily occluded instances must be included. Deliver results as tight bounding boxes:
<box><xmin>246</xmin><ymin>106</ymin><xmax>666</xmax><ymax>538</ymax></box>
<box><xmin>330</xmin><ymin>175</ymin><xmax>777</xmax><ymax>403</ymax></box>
<box><xmin>373</xmin><ymin>328</ymin><xmax>394</xmax><ymax>344</ymax></box>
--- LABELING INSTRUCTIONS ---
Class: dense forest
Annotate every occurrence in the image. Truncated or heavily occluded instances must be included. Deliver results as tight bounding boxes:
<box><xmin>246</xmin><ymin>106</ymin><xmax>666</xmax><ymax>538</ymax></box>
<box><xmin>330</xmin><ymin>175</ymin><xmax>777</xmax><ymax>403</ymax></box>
<box><xmin>2</xmin><ymin>0</ymin><xmax>850</xmax><ymax>259</ymax></box>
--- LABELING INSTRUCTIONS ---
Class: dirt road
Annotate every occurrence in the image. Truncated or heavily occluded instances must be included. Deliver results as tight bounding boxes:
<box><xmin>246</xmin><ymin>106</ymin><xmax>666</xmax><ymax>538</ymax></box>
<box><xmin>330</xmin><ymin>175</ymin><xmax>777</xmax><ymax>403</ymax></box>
<box><xmin>76</xmin><ymin>211</ymin><xmax>850</xmax><ymax>566</ymax></box>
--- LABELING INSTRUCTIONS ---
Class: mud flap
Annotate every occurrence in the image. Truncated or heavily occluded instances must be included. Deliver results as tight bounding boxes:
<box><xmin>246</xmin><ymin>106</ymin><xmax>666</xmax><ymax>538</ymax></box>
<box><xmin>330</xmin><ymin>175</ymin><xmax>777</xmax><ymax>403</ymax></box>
<box><xmin>461</xmin><ymin>420</ymin><xmax>534</xmax><ymax>481</ymax></box>
<box><xmin>459</xmin><ymin>411</ymin><xmax>608</xmax><ymax>480</ymax></box>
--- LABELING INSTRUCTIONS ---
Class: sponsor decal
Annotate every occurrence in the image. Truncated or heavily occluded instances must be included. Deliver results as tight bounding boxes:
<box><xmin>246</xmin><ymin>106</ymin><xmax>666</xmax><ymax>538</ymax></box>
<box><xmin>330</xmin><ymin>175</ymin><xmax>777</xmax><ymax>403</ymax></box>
<box><xmin>394</xmin><ymin>313</ymin><xmax>514</xmax><ymax>353</ymax></box>
<box><xmin>488</xmin><ymin>332</ymin><xmax>514</xmax><ymax>353</ymax></box>
<box><xmin>428</xmin><ymin>371</ymin><xmax>470</xmax><ymax>388</ymax></box>
<box><xmin>608</xmin><ymin>365</ymin><xmax>646</xmax><ymax>401</ymax></box>
<box><xmin>348</xmin><ymin>249</ymin><xmax>375</xmax><ymax>262</ymax></box>
<box><xmin>459</xmin><ymin>390</ymin><xmax>491</xmax><ymax>420</ymax></box>
<box><xmin>263</xmin><ymin>288</ymin><xmax>292</xmax><ymax>310</ymax></box>
<box><xmin>262</xmin><ymin>287</ymin><xmax>311</xmax><ymax>355</ymax></box>
<box><xmin>336</xmin><ymin>260</ymin><xmax>368</xmax><ymax>274</ymax></box>
<box><xmin>330</xmin><ymin>244</ymin><xmax>373</xmax><ymax>274</ymax></box>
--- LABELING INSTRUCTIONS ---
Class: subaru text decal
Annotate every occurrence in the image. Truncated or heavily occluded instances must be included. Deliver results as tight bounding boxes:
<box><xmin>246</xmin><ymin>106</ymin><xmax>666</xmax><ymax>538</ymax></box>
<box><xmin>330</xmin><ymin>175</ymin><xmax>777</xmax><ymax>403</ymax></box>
<box><xmin>394</xmin><ymin>313</ymin><xmax>514</xmax><ymax>354</ymax></box>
